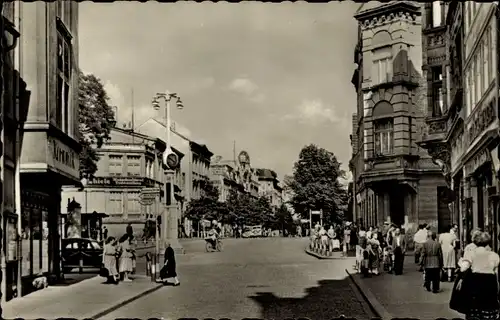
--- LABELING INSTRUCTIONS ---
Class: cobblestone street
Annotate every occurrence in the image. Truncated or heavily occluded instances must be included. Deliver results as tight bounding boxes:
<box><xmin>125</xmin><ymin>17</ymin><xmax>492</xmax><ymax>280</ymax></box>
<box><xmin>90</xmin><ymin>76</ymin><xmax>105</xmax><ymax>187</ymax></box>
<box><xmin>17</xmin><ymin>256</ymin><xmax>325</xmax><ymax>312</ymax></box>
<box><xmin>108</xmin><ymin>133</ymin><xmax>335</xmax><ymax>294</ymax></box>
<box><xmin>103</xmin><ymin>238</ymin><xmax>374</xmax><ymax>319</ymax></box>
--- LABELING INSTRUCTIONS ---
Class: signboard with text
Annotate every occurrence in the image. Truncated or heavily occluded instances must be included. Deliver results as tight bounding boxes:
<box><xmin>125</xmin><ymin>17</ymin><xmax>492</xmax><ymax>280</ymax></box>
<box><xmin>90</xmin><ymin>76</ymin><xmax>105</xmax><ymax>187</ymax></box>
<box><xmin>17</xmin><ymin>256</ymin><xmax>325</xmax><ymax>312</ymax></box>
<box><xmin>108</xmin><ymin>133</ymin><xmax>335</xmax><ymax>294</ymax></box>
<box><xmin>47</xmin><ymin>137</ymin><xmax>79</xmax><ymax>179</ymax></box>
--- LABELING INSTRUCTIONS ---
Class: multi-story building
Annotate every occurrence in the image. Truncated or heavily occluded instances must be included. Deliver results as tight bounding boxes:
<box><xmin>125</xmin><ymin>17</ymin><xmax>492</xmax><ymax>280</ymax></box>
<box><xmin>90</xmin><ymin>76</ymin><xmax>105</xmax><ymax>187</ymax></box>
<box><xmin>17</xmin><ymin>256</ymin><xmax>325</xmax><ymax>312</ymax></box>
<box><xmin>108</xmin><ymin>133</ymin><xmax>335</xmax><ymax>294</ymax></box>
<box><xmin>61</xmin><ymin>127</ymin><xmax>184</xmax><ymax>238</ymax></box>
<box><xmin>419</xmin><ymin>2</ymin><xmax>500</xmax><ymax>251</ymax></box>
<box><xmin>348</xmin><ymin>2</ymin><xmax>448</xmax><ymax>237</ymax></box>
<box><xmin>135</xmin><ymin>118</ymin><xmax>213</xmax><ymax>236</ymax></box>
<box><xmin>1</xmin><ymin>1</ymin><xmax>81</xmax><ymax>300</ymax></box>
<box><xmin>136</xmin><ymin>118</ymin><xmax>213</xmax><ymax>203</ymax></box>
<box><xmin>210</xmin><ymin>157</ymin><xmax>245</xmax><ymax>202</ymax></box>
<box><xmin>256</xmin><ymin>169</ymin><xmax>283</xmax><ymax>209</ymax></box>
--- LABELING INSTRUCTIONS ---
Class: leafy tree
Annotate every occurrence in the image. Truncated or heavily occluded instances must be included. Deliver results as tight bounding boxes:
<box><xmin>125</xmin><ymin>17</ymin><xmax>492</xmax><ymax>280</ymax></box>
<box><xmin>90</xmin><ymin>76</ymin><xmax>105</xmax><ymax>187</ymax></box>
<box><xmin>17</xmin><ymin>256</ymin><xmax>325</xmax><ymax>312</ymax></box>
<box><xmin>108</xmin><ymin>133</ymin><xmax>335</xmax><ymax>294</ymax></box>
<box><xmin>78</xmin><ymin>72</ymin><xmax>116</xmax><ymax>178</ymax></box>
<box><xmin>275</xmin><ymin>203</ymin><xmax>294</xmax><ymax>233</ymax></box>
<box><xmin>286</xmin><ymin>144</ymin><xmax>348</xmax><ymax>224</ymax></box>
<box><xmin>184</xmin><ymin>180</ymin><xmax>232</xmax><ymax>224</ymax></box>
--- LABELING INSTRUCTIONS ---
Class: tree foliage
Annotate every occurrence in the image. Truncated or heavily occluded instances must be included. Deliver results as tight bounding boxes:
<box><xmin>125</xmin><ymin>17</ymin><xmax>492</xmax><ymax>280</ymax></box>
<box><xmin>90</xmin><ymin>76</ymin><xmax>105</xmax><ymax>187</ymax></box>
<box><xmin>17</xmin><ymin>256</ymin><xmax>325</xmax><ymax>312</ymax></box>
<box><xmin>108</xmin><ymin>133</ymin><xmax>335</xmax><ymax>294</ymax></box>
<box><xmin>286</xmin><ymin>144</ymin><xmax>348</xmax><ymax>224</ymax></box>
<box><xmin>78</xmin><ymin>72</ymin><xmax>116</xmax><ymax>178</ymax></box>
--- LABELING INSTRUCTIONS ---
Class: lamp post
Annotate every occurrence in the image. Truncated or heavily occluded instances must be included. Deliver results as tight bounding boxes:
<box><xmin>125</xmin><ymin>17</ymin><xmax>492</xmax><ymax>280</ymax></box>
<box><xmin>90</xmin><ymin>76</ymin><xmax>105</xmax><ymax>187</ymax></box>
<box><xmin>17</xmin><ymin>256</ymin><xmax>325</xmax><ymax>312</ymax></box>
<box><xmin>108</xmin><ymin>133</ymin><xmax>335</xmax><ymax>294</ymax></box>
<box><xmin>152</xmin><ymin>91</ymin><xmax>184</xmax><ymax>254</ymax></box>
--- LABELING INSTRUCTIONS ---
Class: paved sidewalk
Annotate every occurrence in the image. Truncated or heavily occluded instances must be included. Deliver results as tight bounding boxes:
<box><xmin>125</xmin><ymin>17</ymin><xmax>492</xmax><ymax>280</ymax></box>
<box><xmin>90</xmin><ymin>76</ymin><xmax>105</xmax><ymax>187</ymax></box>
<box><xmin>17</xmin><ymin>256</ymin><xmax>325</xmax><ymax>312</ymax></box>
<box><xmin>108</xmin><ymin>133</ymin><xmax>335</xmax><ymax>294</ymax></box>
<box><xmin>3</xmin><ymin>275</ymin><xmax>163</xmax><ymax>319</ymax></box>
<box><xmin>348</xmin><ymin>255</ymin><xmax>463</xmax><ymax>319</ymax></box>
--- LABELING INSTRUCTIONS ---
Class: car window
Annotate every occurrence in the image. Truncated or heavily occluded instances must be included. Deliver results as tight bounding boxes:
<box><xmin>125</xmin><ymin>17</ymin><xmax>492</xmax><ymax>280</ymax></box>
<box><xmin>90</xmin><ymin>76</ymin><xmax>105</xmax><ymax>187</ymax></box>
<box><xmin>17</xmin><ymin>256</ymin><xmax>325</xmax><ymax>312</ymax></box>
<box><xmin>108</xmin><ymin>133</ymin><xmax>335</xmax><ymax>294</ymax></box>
<box><xmin>65</xmin><ymin>241</ymin><xmax>78</xmax><ymax>249</ymax></box>
<box><xmin>91</xmin><ymin>241</ymin><xmax>101</xmax><ymax>250</ymax></box>
<box><xmin>82</xmin><ymin>241</ymin><xmax>94</xmax><ymax>249</ymax></box>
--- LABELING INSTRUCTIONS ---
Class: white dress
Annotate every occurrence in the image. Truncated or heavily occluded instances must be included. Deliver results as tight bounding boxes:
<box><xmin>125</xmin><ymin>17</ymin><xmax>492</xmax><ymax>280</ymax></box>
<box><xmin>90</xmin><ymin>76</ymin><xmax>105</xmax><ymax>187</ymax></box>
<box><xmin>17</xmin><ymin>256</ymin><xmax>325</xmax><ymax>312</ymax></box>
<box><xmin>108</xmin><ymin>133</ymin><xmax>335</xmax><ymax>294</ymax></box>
<box><xmin>439</xmin><ymin>232</ymin><xmax>457</xmax><ymax>268</ymax></box>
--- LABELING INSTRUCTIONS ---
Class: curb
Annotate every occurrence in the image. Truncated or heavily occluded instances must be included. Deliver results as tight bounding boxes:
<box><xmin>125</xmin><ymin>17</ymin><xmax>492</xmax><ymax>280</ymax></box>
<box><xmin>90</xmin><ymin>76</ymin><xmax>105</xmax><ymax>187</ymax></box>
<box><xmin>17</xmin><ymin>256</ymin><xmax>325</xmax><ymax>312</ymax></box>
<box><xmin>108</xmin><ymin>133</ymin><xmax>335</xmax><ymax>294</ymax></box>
<box><xmin>86</xmin><ymin>282</ymin><xmax>165</xmax><ymax>319</ymax></box>
<box><xmin>304</xmin><ymin>248</ymin><xmax>344</xmax><ymax>259</ymax></box>
<box><xmin>345</xmin><ymin>269</ymin><xmax>393</xmax><ymax>320</ymax></box>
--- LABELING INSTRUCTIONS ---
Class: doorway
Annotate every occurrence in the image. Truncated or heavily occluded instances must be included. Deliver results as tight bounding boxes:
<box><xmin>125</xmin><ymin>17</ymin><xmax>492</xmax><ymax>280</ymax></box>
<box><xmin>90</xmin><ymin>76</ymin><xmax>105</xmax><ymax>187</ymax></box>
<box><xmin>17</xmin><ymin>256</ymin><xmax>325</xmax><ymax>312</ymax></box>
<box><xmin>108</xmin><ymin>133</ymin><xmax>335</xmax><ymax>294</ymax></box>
<box><xmin>390</xmin><ymin>188</ymin><xmax>405</xmax><ymax>227</ymax></box>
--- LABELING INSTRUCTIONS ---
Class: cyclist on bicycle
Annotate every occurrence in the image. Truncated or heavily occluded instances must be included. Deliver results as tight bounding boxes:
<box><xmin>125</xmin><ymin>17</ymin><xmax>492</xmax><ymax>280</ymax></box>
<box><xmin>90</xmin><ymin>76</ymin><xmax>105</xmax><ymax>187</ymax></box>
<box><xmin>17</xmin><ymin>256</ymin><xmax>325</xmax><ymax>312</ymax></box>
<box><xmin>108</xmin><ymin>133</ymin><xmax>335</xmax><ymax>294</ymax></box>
<box><xmin>207</xmin><ymin>224</ymin><xmax>219</xmax><ymax>249</ymax></box>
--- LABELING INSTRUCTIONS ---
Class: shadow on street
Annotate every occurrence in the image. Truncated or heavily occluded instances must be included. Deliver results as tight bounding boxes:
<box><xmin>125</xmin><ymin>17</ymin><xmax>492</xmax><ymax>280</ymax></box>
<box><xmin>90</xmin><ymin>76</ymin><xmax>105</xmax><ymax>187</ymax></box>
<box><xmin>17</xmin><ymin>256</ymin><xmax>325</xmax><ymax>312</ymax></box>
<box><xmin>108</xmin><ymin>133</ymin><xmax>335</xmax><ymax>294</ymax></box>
<box><xmin>249</xmin><ymin>278</ymin><xmax>372</xmax><ymax>319</ymax></box>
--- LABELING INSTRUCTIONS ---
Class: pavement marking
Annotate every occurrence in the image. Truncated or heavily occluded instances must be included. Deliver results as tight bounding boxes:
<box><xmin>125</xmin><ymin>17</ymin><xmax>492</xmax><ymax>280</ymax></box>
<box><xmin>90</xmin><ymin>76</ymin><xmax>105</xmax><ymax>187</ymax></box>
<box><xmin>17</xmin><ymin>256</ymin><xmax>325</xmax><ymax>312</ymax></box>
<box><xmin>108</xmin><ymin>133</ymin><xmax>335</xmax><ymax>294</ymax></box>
<box><xmin>345</xmin><ymin>268</ymin><xmax>392</xmax><ymax>320</ymax></box>
<box><xmin>89</xmin><ymin>283</ymin><xmax>165</xmax><ymax>319</ymax></box>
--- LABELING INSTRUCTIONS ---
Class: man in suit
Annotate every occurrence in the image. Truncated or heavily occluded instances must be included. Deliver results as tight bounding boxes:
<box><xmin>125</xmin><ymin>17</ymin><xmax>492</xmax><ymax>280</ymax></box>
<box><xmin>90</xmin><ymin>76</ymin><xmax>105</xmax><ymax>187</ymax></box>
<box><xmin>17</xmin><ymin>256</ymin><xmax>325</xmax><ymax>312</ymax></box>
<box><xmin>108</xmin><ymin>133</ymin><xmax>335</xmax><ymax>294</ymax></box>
<box><xmin>392</xmin><ymin>228</ymin><xmax>407</xmax><ymax>275</ymax></box>
<box><xmin>420</xmin><ymin>231</ymin><xmax>443</xmax><ymax>293</ymax></box>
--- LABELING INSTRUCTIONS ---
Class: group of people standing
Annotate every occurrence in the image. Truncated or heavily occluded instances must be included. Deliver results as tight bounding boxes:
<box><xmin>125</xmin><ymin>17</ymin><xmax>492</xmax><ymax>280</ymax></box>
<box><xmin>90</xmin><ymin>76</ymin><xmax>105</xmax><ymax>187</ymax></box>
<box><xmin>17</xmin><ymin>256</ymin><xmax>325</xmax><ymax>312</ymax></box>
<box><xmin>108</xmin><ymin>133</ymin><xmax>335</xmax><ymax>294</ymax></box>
<box><xmin>102</xmin><ymin>231</ymin><xmax>137</xmax><ymax>284</ymax></box>
<box><xmin>310</xmin><ymin>223</ymin><xmax>352</xmax><ymax>256</ymax></box>
<box><xmin>354</xmin><ymin>224</ymin><xmax>407</xmax><ymax>276</ymax></box>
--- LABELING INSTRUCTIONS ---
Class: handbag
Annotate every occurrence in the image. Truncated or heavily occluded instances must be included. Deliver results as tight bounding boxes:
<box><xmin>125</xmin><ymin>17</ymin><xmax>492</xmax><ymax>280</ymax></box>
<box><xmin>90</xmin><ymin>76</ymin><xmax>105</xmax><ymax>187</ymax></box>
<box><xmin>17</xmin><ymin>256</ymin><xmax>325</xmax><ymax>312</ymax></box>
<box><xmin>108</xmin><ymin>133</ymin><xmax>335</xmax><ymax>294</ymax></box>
<box><xmin>449</xmin><ymin>269</ymin><xmax>471</xmax><ymax>314</ymax></box>
<box><xmin>99</xmin><ymin>264</ymin><xmax>109</xmax><ymax>278</ymax></box>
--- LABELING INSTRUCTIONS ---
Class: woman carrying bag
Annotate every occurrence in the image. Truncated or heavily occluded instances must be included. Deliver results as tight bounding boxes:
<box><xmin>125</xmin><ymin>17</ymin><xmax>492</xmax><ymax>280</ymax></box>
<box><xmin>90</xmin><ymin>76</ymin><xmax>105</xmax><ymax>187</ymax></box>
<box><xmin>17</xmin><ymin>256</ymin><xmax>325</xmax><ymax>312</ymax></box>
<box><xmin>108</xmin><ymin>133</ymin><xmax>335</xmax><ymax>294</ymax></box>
<box><xmin>160</xmin><ymin>242</ymin><xmax>180</xmax><ymax>286</ymax></box>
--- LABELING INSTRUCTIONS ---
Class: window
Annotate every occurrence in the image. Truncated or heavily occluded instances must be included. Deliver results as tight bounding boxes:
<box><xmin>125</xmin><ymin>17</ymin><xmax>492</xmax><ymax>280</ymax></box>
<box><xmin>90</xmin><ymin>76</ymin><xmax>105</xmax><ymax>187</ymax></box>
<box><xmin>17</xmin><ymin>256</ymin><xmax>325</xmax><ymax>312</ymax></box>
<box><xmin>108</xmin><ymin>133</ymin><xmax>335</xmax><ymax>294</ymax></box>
<box><xmin>109</xmin><ymin>155</ymin><xmax>123</xmax><ymax>176</ymax></box>
<box><xmin>431</xmin><ymin>67</ymin><xmax>444</xmax><ymax>116</ymax></box>
<box><xmin>127</xmin><ymin>155</ymin><xmax>141</xmax><ymax>176</ymax></box>
<box><xmin>21</xmin><ymin>192</ymin><xmax>50</xmax><ymax>277</ymax></box>
<box><xmin>127</xmin><ymin>192</ymin><xmax>141</xmax><ymax>214</ymax></box>
<box><xmin>475</xmin><ymin>58</ymin><xmax>481</xmax><ymax>107</ymax></box>
<box><xmin>56</xmin><ymin>31</ymin><xmax>72</xmax><ymax>133</ymax></box>
<box><xmin>55</xmin><ymin>0</ymin><xmax>71</xmax><ymax>26</ymax></box>
<box><xmin>374</xmin><ymin>119</ymin><xmax>394</xmax><ymax>156</ymax></box>
<box><xmin>432</xmin><ymin>1</ymin><xmax>442</xmax><ymax>27</ymax></box>
<box><xmin>466</xmin><ymin>70</ymin><xmax>472</xmax><ymax>116</ymax></box>
<box><xmin>373</xmin><ymin>58</ymin><xmax>392</xmax><ymax>85</ymax></box>
<box><xmin>491</xmin><ymin>24</ymin><xmax>496</xmax><ymax>80</ymax></box>
<box><xmin>109</xmin><ymin>192</ymin><xmax>122</xmax><ymax>214</ymax></box>
<box><xmin>484</xmin><ymin>34</ymin><xmax>490</xmax><ymax>90</ymax></box>
<box><xmin>65</xmin><ymin>242</ymin><xmax>78</xmax><ymax>249</ymax></box>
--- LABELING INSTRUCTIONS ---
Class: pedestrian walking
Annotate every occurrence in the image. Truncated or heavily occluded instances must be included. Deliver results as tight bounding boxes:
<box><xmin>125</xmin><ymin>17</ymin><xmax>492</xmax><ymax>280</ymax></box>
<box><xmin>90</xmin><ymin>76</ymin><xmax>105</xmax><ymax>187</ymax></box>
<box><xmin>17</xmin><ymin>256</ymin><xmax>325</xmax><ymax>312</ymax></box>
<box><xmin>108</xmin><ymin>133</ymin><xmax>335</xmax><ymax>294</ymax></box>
<box><xmin>102</xmin><ymin>226</ymin><xmax>108</xmax><ymax>241</ymax></box>
<box><xmin>118</xmin><ymin>234</ymin><xmax>134</xmax><ymax>282</ymax></box>
<box><xmin>102</xmin><ymin>236</ymin><xmax>119</xmax><ymax>284</ymax></box>
<box><xmin>129</xmin><ymin>234</ymin><xmax>138</xmax><ymax>274</ymax></box>
<box><xmin>420</xmin><ymin>231</ymin><xmax>443</xmax><ymax>293</ymax></box>
<box><xmin>413</xmin><ymin>224</ymin><xmax>428</xmax><ymax>267</ymax></box>
<box><xmin>456</xmin><ymin>231</ymin><xmax>499</xmax><ymax>319</ymax></box>
<box><xmin>391</xmin><ymin>228</ymin><xmax>406</xmax><ymax>275</ymax></box>
<box><xmin>439</xmin><ymin>225</ymin><xmax>458</xmax><ymax>282</ymax></box>
<box><xmin>343</xmin><ymin>226</ymin><xmax>351</xmax><ymax>255</ymax></box>
<box><xmin>160</xmin><ymin>242</ymin><xmax>180</xmax><ymax>286</ymax></box>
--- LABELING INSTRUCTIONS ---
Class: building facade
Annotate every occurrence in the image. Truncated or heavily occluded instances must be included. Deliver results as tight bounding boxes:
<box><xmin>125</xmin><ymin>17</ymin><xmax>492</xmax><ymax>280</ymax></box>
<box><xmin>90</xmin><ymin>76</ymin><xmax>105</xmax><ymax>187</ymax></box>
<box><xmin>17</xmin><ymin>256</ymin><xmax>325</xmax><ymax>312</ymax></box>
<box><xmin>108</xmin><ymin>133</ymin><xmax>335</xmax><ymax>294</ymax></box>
<box><xmin>256</xmin><ymin>169</ymin><xmax>283</xmax><ymax>209</ymax></box>
<box><xmin>61</xmin><ymin>127</ymin><xmax>183</xmax><ymax>238</ymax></box>
<box><xmin>349</xmin><ymin>2</ymin><xmax>448</xmax><ymax>238</ymax></box>
<box><xmin>210</xmin><ymin>158</ymin><xmax>245</xmax><ymax>202</ymax></box>
<box><xmin>3</xmin><ymin>1</ymin><xmax>81</xmax><ymax>299</ymax></box>
<box><xmin>420</xmin><ymin>2</ymin><xmax>500</xmax><ymax>251</ymax></box>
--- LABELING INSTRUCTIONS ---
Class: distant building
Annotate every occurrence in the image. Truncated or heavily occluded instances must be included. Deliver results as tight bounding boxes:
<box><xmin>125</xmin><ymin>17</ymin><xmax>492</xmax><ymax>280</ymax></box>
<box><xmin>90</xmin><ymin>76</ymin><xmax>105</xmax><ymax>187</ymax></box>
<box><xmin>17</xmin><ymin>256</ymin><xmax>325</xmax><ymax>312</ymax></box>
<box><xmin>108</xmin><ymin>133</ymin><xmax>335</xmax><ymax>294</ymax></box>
<box><xmin>210</xmin><ymin>157</ymin><xmax>245</xmax><ymax>202</ymax></box>
<box><xmin>255</xmin><ymin>168</ymin><xmax>283</xmax><ymax>209</ymax></box>
<box><xmin>61</xmin><ymin>127</ymin><xmax>184</xmax><ymax>238</ymax></box>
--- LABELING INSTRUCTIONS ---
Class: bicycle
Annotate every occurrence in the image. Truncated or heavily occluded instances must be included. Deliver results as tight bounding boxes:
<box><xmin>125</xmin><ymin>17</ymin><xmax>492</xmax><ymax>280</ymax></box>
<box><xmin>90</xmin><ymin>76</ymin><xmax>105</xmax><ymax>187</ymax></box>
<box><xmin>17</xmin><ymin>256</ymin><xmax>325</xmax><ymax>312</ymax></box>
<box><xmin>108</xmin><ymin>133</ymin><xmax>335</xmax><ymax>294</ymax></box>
<box><xmin>205</xmin><ymin>238</ymin><xmax>223</xmax><ymax>252</ymax></box>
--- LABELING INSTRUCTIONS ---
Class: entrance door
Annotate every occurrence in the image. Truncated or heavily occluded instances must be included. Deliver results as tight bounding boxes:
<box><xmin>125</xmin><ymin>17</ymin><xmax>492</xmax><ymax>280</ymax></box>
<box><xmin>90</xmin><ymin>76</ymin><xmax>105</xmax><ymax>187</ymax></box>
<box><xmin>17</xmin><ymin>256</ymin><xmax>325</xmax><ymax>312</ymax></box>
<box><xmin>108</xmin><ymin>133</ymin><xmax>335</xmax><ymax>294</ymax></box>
<box><xmin>390</xmin><ymin>188</ymin><xmax>405</xmax><ymax>227</ymax></box>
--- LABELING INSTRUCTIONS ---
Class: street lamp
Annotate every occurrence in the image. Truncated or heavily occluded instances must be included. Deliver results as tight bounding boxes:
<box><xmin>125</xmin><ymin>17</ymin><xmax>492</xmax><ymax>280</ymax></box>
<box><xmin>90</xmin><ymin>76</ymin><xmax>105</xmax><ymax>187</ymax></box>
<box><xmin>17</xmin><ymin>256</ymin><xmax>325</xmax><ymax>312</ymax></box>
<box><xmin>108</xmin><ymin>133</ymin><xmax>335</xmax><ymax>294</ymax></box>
<box><xmin>151</xmin><ymin>91</ymin><xmax>184</xmax><ymax>256</ymax></box>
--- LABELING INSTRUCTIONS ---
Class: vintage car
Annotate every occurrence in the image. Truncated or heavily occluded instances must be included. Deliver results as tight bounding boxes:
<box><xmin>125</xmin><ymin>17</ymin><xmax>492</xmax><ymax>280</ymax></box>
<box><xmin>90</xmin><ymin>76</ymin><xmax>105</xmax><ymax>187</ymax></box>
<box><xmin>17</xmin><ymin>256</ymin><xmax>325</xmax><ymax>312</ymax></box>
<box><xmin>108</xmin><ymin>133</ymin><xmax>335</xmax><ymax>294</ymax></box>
<box><xmin>61</xmin><ymin>238</ymin><xmax>103</xmax><ymax>273</ymax></box>
<box><xmin>242</xmin><ymin>225</ymin><xmax>263</xmax><ymax>238</ymax></box>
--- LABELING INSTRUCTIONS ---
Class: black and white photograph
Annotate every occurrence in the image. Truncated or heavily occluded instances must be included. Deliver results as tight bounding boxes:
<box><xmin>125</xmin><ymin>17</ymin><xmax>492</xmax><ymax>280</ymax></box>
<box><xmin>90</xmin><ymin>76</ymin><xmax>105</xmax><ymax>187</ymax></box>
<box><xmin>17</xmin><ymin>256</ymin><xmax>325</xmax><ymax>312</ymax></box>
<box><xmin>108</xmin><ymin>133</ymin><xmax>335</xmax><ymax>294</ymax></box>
<box><xmin>0</xmin><ymin>1</ymin><xmax>497</xmax><ymax>319</ymax></box>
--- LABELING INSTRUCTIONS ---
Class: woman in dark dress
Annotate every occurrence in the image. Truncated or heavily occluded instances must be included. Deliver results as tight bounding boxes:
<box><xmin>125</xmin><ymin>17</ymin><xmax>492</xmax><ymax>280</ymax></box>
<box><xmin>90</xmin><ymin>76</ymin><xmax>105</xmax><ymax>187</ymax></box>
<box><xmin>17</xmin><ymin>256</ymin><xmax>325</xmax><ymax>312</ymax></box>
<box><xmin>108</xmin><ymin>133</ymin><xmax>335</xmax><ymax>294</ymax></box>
<box><xmin>160</xmin><ymin>242</ymin><xmax>180</xmax><ymax>286</ymax></box>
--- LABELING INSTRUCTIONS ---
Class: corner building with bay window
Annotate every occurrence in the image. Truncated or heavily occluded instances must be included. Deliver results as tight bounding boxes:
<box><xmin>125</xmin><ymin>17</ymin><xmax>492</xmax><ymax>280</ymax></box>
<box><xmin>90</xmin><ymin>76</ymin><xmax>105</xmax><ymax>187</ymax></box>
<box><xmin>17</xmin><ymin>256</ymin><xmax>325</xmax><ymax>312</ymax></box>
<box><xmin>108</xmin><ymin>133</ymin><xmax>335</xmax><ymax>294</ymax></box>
<box><xmin>420</xmin><ymin>2</ymin><xmax>500</xmax><ymax>252</ymax></box>
<box><xmin>348</xmin><ymin>2</ymin><xmax>448</xmax><ymax>240</ymax></box>
<box><xmin>12</xmin><ymin>1</ymin><xmax>80</xmax><ymax>297</ymax></box>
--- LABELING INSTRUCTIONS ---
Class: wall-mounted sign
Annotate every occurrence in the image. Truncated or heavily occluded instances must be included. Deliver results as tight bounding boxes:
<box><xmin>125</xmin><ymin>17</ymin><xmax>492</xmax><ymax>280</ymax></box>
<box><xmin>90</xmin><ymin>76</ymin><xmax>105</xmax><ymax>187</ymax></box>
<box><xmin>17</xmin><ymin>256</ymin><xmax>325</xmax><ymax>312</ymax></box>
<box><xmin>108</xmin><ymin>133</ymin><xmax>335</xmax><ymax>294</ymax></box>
<box><xmin>48</xmin><ymin>137</ymin><xmax>79</xmax><ymax>178</ymax></box>
<box><xmin>464</xmin><ymin>149</ymin><xmax>492</xmax><ymax>177</ymax></box>
<box><xmin>88</xmin><ymin>176</ymin><xmax>146</xmax><ymax>187</ymax></box>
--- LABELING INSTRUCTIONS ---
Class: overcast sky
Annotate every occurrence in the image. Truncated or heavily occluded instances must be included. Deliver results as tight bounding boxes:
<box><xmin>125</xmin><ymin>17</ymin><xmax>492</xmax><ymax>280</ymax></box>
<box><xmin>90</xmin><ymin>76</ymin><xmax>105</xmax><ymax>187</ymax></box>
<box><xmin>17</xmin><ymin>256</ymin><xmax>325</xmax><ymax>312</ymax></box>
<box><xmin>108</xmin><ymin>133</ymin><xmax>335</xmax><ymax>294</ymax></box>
<box><xmin>79</xmin><ymin>2</ymin><xmax>359</xmax><ymax>180</ymax></box>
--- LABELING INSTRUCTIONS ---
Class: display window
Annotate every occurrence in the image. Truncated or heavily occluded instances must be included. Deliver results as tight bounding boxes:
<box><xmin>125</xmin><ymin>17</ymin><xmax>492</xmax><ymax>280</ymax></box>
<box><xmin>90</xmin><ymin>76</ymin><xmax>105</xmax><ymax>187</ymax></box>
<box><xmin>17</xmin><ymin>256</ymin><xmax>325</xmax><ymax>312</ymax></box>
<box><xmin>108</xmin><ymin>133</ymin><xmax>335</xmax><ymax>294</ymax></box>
<box><xmin>21</xmin><ymin>190</ymin><xmax>51</xmax><ymax>277</ymax></box>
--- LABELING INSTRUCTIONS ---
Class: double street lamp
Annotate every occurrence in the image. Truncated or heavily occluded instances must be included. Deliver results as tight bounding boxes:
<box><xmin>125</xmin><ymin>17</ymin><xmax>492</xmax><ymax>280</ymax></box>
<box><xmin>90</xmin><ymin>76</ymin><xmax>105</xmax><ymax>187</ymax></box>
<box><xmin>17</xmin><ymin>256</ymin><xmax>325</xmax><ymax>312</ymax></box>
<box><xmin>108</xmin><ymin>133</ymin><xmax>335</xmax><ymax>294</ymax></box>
<box><xmin>151</xmin><ymin>91</ymin><xmax>184</xmax><ymax>255</ymax></box>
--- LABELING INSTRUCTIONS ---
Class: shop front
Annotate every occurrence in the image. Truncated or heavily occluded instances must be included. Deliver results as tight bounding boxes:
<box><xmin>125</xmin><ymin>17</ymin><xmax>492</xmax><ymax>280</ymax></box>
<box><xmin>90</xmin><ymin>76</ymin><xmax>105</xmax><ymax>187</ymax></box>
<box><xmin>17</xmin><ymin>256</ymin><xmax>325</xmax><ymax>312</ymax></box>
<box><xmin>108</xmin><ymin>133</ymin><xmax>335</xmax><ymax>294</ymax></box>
<box><xmin>462</xmin><ymin>132</ymin><xmax>500</xmax><ymax>253</ymax></box>
<box><xmin>19</xmin><ymin>133</ymin><xmax>80</xmax><ymax>297</ymax></box>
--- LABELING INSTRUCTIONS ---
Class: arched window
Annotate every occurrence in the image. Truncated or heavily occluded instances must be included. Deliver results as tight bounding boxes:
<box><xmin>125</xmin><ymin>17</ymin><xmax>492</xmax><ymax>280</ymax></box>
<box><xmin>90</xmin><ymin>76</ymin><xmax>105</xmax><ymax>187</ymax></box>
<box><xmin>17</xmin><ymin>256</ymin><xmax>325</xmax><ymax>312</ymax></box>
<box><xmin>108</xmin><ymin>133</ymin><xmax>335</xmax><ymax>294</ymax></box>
<box><xmin>374</xmin><ymin>119</ymin><xmax>394</xmax><ymax>156</ymax></box>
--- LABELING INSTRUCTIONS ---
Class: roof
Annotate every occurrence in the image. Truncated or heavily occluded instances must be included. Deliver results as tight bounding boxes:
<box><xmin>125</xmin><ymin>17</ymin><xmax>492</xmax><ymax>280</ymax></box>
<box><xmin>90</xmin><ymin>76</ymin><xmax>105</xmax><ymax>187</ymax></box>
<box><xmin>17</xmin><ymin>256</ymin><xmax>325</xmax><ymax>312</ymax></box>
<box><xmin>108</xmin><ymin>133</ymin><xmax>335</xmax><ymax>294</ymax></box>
<box><xmin>354</xmin><ymin>1</ymin><xmax>421</xmax><ymax>21</ymax></box>
<box><xmin>189</xmin><ymin>141</ymin><xmax>214</xmax><ymax>158</ymax></box>
<box><xmin>256</xmin><ymin>168</ymin><xmax>277</xmax><ymax>180</ymax></box>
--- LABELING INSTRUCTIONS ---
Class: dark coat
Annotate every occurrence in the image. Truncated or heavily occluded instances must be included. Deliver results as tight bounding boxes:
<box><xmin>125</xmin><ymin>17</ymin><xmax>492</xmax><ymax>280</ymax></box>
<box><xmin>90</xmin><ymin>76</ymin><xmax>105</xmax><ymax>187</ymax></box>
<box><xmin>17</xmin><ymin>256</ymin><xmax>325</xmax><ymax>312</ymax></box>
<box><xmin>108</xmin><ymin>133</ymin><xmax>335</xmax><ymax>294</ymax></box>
<box><xmin>160</xmin><ymin>246</ymin><xmax>177</xmax><ymax>278</ymax></box>
<box><xmin>420</xmin><ymin>239</ymin><xmax>443</xmax><ymax>269</ymax></box>
<box><xmin>392</xmin><ymin>235</ymin><xmax>407</xmax><ymax>253</ymax></box>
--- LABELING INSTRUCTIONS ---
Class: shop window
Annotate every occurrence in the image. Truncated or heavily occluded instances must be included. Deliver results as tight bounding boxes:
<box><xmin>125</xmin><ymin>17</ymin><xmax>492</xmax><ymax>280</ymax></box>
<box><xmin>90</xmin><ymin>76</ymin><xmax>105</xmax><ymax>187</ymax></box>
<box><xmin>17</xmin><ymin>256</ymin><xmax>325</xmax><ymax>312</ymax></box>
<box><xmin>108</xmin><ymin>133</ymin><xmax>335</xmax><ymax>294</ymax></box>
<box><xmin>374</xmin><ymin>118</ymin><xmax>394</xmax><ymax>156</ymax></box>
<box><xmin>21</xmin><ymin>192</ymin><xmax>50</xmax><ymax>278</ymax></box>
<box><xmin>109</xmin><ymin>155</ymin><xmax>123</xmax><ymax>176</ymax></box>
<box><xmin>127</xmin><ymin>155</ymin><xmax>141</xmax><ymax>176</ymax></box>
